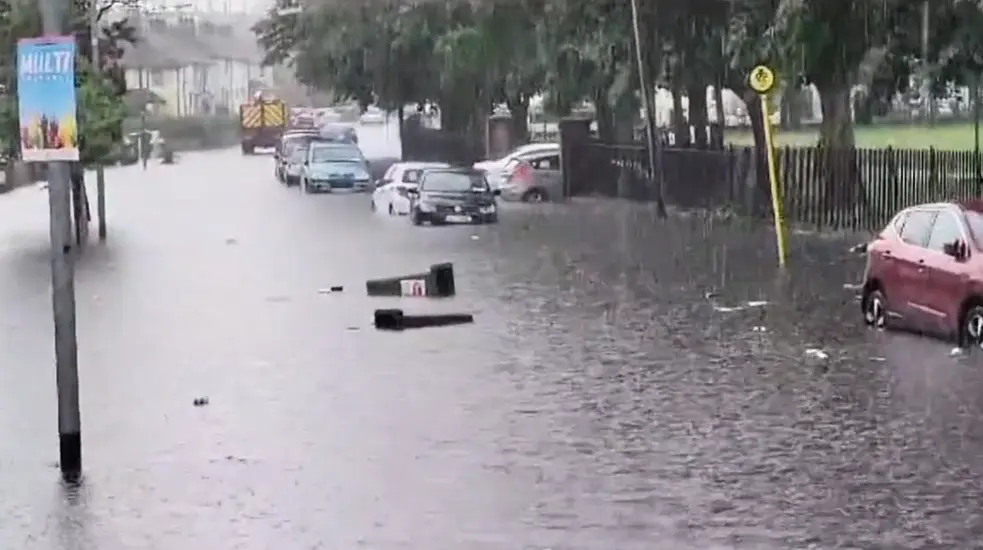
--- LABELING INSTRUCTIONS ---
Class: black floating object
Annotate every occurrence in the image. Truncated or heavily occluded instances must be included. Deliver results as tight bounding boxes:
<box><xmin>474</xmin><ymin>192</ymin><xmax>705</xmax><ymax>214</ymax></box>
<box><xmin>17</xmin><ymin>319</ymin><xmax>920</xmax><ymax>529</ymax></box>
<box><xmin>193</xmin><ymin>397</ymin><xmax>209</xmax><ymax>407</ymax></box>
<box><xmin>374</xmin><ymin>308</ymin><xmax>474</xmax><ymax>331</ymax></box>
<box><xmin>330</xmin><ymin>285</ymin><xmax>344</xmax><ymax>292</ymax></box>
<box><xmin>365</xmin><ymin>262</ymin><xmax>455</xmax><ymax>297</ymax></box>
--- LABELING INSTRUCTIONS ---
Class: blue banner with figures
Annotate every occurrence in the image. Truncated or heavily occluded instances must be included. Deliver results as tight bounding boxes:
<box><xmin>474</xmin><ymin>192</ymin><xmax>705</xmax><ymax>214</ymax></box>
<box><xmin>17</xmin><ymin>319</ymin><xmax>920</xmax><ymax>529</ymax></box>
<box><xmin>17</xmin><ymin>36</ymin><xmax>79</xmax><ymax>162</ymax></box>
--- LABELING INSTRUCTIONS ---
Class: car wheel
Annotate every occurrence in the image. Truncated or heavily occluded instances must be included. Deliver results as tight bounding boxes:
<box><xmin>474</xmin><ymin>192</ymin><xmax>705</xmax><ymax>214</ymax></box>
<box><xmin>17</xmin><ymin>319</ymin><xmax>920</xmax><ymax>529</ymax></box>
<box><xmin>961</xmin><ymin>305</ymin><xmax>983</xmax><ymax>348</ymax></box>
<box><xmin>370</xmin><ymin>199</ymin><xmax>376</xmax><ymax>212</ymax></box>
<box><xmin>388</xmin><ymin>204</ymin><xmax>394</xmax><ymax>215</ymax></box>
<box><xmin>301</xmin><ymin>179</ymin><xmax>309</xmax><ymax>193</ymax></box>
<box><xmin>522</xmin><ymin>189</ymin><xmax>547</xmax><ymax>203</ymax></box>
<box><xmin>411</xmin><ymin>211</ymin><xmax>422</xmax><ymax>226</ymax></box>
<box><xmin>861</xmin><ymin>288</ymin><xmax>888</xmax><ymax>328</ymax></box>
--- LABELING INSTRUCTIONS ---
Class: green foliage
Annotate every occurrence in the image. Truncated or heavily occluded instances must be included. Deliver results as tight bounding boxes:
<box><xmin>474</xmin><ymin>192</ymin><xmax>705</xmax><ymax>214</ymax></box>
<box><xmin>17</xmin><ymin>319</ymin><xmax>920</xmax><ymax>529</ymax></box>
<box><xmin>76</xmin><ymin>60</ymin><xmax>126</xmax><ymax>164</ymax></box>
<box><xmin>254</xmin><ymin>0</ymin><xmax>983</xmax><ymax>148</ymax></box>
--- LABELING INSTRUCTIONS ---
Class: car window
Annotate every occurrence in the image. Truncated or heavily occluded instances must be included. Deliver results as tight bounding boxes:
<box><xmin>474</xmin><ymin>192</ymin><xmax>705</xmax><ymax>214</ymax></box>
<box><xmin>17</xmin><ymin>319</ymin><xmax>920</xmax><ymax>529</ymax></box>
<box><xmin>964</xmin><ymin>210</ymin><xmax>983</xmax><ymax>248</ymax></box>
<box><xmin>421</xmin><ymin>172</ymin><xmax>489</xmax><ymax>192</ymax></box>
<box><xmin>310</xmin><ymin>145</ymin><xmax>362</xmax><ymax>163</ymax></box>
<box><xmin>891</xmin><ymin>211</ymin><xmax>908</xmax><ymax>234</ymax></box>
<box><xmin>900</xmin><ymin>209</ymin><xmax>937</xmax><ymax>247</ymax></box>
<box><xmin>926</xmin><ymin>211</ymin><xmax>965</xmax><ymax>252</ymax></box>
<box><xmin>403</xmin><ymin>169</ymin><xmax>424</xmax><ymax>183</ymax></box>
<box><xmin>503</xmin><ymin>158</ymin><xmax>522</xmax><ymax>171</ymax></box>
<box><xmin>383</xmin><ymin>164</ymin><xmax>398</xmax><ymax>180</ymax></box>
<box><xmin>529</xmin><ymin>154</ymin><xmax>560</xmax><ymax>170</ymax></box>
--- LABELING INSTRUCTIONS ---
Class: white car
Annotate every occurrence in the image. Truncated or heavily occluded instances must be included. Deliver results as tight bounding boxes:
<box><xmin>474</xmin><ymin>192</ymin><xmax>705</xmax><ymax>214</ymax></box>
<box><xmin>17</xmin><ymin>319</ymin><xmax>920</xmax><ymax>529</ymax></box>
<box><xmin>473</xmin><ymin>142</ymin><xmax>560</xmax><ymax>190</ymax></box>
<box><xmin>360</xmin><ymin>107</ymin><xmax>386</xmax><ymax>125</ymax></box>
<box><xmin>282</xmin><ymin>146</ymin><xmax>306</xmax><ymax>185</ymax></box>
<box><xmin>371</xmin><ymin>161</ymin><xmax>449</xmax><ymax>215</ymax></box>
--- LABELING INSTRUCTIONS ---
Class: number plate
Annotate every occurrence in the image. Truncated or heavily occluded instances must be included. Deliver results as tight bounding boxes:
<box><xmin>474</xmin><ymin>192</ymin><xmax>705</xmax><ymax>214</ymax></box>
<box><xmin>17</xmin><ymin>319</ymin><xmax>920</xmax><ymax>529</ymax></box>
<box><xmin>445</xmin><ymin>215</ymin><xmax>471</xmax><ymax>223</ymax></box>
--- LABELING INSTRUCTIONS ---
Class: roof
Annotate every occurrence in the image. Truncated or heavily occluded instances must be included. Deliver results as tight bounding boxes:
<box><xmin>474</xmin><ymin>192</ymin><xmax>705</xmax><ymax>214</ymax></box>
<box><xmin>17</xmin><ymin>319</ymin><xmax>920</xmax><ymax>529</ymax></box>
<box><xmin>117</xmin><ymin>14</ymin><xmax>263</xmax><ymax>69</ymax></box>
<box><xmin>394</xmin><ymin>162</ymin><xmax>450</xmax><ymax>169</ymax></box>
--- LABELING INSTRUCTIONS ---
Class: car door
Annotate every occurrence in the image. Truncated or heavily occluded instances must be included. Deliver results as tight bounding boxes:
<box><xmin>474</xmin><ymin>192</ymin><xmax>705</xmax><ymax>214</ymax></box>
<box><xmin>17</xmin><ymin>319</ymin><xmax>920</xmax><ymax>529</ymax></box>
<box><xmin>374</xmin><ymin>165</ymin><xmax>399</xmax><ymax>210</ymax></box>
<box><xmin>923</xmin><ymin>208</ymin><xmax>972</xmax><ymax>336</ymax></box>
<box><xmin>528</xmin><ymin>153</ymin><xmax>562</xmax><ymax>197</ymax></box>
<box><xmin>892</xmin><ymin>208</ymin><xmax>938</xmax><ymax>331</ymax></box>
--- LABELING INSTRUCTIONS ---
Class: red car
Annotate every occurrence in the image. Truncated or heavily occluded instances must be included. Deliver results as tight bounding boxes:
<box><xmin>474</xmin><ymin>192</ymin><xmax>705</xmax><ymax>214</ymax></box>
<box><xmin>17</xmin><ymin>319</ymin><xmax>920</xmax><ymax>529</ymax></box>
<box><xmin>862</xmin><ymin>200</ymin><xmax>983</xmax><ymax>347</ymax></box>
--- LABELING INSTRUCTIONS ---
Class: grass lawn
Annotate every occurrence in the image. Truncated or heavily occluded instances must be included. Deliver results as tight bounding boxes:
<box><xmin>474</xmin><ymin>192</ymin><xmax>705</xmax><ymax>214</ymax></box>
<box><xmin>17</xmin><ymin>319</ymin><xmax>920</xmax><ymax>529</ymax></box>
<box><xmin>725</xmin><ymin>122</ymin><xmax>982</xmax><ymax>151</ymax></box>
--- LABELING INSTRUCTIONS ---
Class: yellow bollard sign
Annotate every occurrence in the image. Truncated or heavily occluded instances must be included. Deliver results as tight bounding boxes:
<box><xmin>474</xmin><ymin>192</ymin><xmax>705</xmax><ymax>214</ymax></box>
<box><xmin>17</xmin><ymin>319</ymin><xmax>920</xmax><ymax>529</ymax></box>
<box><xmin>748</xmin><ymin>65</ymin><xmax>787</xmax><ymax>268</ymax></box>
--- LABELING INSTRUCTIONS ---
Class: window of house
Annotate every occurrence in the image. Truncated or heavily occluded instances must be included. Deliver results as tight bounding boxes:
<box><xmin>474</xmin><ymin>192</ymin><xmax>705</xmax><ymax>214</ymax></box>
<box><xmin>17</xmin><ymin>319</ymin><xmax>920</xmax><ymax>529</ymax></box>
<box><xmin>150</xmin><ymin>70</ymin><xmax>164</xmax><ymax>87</ymax></box>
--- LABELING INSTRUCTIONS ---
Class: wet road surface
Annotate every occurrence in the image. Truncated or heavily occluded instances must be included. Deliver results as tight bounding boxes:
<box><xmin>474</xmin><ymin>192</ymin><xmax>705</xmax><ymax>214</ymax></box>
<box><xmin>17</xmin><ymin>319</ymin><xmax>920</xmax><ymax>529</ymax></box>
<box><xmin>2</xmin><ymin>124</ymin><xmax>983</xmax><ymax>549</ymax></box>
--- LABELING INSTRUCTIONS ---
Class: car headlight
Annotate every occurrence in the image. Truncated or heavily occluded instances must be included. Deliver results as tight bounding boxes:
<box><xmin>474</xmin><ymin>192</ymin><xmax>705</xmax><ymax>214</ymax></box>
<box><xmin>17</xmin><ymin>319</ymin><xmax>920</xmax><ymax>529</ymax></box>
<box><xmin>480</xmin><ymin>205</ymin><xmax>496</xmax><ymax>214</ymax></box>
<box><xmin>417</xmin><ymin>202</ymin><xmax>435</xmax><ymax>212</ymax></box>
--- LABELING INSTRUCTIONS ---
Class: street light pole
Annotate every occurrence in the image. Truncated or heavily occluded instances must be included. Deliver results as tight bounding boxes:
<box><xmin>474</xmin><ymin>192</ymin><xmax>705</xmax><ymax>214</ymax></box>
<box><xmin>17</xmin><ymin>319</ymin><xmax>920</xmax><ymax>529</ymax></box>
<box><xmin>629</xmin><ymin>0</ymin><xmax>665</xmax><ymax>216</ymax></box>
<box><xmin>38</xmin><ymin>0</ymin><xmax>82</xmax><ymax>482</ymax></box>
<box><xmin>90</xmin><ymin>0</ymin><xmax>107</xmax><ymax>240</ymax></box>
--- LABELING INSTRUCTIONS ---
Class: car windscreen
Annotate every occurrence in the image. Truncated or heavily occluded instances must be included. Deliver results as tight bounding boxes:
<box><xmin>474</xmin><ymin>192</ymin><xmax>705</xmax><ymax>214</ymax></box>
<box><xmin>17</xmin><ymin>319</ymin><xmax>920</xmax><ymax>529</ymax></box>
<box><xmin>310</xmin><ymin>146</ymin><xmax>362</xmax><ymax>163</ymax></box>
<box><xmin>421</xmin><ymin>172</ymin><xmax>489</xmax><ymax>192</ymax></box>
<box><xmin>963</xmin><ymin>210</ymin><xmax>983</xmax><ymax>247</ymax></box>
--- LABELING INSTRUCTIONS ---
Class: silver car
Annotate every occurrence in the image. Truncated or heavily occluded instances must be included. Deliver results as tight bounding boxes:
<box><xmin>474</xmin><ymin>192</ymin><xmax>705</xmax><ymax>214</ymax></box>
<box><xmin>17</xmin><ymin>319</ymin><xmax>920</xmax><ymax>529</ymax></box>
<box><xmin>499</xmin><ymin>150</ymin><xmax>562</xmax><ymax>202</ymax></box>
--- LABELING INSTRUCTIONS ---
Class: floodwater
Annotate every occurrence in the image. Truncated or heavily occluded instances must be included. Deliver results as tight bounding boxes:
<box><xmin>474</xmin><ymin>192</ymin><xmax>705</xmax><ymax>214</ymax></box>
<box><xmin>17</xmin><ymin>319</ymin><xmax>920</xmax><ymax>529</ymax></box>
<box><xmin>0</xmin><ymin>123</ymin><xmax>981</xmax><ymax>550</ymax></box>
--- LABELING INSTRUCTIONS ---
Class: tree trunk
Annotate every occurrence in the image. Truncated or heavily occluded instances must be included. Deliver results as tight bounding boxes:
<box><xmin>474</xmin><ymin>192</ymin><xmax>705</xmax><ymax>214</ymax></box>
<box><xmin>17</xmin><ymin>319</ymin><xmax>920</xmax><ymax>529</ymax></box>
<box><xmin>743</xmin><ymin>91</ymin><xmax>772</xmax><ymax>215</ymax></box>
<box><xmin>712</xmin><ymin>83</ymin><xmax>725</xmax><ymax>149</ymax></box>
<box><xmin>815</xmin><ymin>78</ymin><xmax>864</xmax><ymax>219</ymax></box>
<box><xmin>594</xmin><ymin>92</ymin><xmax>615</xmax><ymax>142</ymax></box>
<box><xmin>507</xmin><ymin>95</ymin><xmax>529</xmax><ymax>143</ymax></box>
<box><xmin>670</xmin><ymin>80</ymin><xmax>688</xmax><ymax>147</ymax></box>
<box><xmin>686</xmin><ymin>83</ymin><xmax>709</xmax><ymax>148</ymax></box>
<box><xmin>816</xmin><ymin>80</ymin><xmax>856</xmax><ymax>149</ymax></box>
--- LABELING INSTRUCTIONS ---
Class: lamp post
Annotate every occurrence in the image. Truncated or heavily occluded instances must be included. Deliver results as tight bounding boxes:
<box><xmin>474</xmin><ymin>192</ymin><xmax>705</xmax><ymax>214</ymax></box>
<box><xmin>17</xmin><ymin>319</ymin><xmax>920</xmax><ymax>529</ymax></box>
<box><xmin>629</xmin><ymin>0</ymin><xmax>665</xmax><ymax>216</ymax></box>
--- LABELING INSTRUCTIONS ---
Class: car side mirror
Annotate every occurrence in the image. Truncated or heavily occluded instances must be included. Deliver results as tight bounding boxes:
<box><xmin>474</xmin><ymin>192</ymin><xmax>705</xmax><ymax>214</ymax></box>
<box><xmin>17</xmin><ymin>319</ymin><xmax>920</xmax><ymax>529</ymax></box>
<box><xmin>944</xmin><ymin>240</ymin><xmax>968</xmax><ymax>260</ymax></box>
<box><xmin>492</xmin><ymin>188</ymin><xmax>502</xmax><ymax>196</ymax></box>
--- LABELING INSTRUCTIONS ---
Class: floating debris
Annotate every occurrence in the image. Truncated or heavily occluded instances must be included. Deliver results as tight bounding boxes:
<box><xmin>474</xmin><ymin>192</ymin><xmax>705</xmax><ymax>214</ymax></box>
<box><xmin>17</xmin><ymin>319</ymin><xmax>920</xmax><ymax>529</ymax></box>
<box><xmin>193</xmin><ymin>397</ymin><xmax>209</xmax><ymax>407</ymax></box>
<box><xmin>843</xmin><ymin>282</ymin><xmax>863</xmax><ymax>291</ymax></box>
<box><xmin>752</xmin><ymin>325</ymin><xmax>767</xmax><ymax>332</ymax></box>
<box><xmin>713</xmin><ymin>300</ymin><xmax>769</xmax><ymax>313</ymax></box>
<box><xmin>950</xmin><ymin>347</ymin><xmax>964</xmax><ymax>357</ymax></box>
<box><xmin>318</xmin><ymin>285</ymin><xmax>344</xmax><ymax>294</ymax></box>
<box><xmin>470</xmin><ymin>235</ymin><xmax>480</xmax><ymax>240</ymax></box>
<box><xmin>804</xmin><ymin>348</ymin><xmax>828</xmax><ymax>360</ymax></box>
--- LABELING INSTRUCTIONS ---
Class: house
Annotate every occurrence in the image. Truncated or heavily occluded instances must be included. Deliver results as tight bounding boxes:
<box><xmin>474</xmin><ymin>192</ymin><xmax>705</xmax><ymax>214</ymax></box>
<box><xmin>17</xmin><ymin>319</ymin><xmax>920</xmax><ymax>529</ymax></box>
<box><xmin>119</xmin><ymin>10</ymin><xmax>269</xmax><ymax>117</ymax></box>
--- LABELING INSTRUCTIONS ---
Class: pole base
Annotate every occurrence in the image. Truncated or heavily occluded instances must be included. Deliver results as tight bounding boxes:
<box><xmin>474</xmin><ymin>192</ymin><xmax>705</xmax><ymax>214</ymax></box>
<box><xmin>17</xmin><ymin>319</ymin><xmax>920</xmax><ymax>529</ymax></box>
<box><xmin>59</xmin><ymin>432</ymin><xmax>81</xmax><ymax>481</ymax></box>
<box><xmin>365</xmin><ymin>263</ymin><xmax>455</xmax><ymax>297</ymax></box>
<box><xmin>374</xmin><ymin>308</ymin><xmax>474</xmax><ymax>330</ymax></box>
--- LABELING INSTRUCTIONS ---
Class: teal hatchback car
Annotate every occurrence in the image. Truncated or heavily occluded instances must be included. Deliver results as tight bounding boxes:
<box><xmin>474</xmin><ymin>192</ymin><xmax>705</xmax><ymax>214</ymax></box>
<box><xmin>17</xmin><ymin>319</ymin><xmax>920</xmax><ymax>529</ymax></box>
<box><xmin>300</xmin><ymin>143</ymin><xmax>371</xmax><ymax>193</ymax></box>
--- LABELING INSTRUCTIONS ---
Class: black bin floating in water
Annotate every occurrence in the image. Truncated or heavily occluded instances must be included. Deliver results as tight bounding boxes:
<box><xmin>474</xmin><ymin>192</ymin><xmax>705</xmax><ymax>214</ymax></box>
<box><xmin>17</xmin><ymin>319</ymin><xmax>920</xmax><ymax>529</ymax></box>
<box><xmin>374</xmin><ymin>308</ymin><xmax>474</xmax><ymax>331</ymax></box>
<box><xmin>365</xmin><ymin>262</ymin><xmax>455</xmax><ymax>297</ymax></box>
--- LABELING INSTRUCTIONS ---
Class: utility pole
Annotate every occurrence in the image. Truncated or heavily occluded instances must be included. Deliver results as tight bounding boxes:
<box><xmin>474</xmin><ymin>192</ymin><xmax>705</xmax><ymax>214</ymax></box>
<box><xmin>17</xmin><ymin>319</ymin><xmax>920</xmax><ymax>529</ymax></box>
<box><xmin>90</xmin><ymin>0</ymin><xmax>107</xmax><ymax>240</ymax></box>
<box><xmin>629</xmin><ymin>0</ymin><xmax>665</xmax><ymax>217</ymax></box>
<box><xmin>37</xmin><ymin>0</ymin><xmax>82</xmax><ymax>482</ymax></box>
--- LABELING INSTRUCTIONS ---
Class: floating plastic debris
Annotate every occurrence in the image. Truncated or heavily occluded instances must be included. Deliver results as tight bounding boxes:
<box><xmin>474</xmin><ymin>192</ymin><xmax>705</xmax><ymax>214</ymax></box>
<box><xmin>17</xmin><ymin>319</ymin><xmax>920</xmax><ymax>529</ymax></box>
<box><xmin>752</xmin><ymin>326</ymin><xmax>767</xmax><ymax>332</ymax></box>
<box><xmin>471</xmin><ymin>235</ymin><xmax>480</xmax><ymax>240</ymax></box>
<box><xmin>843</xmin><ymin>282</ymin><xmax>862</xmax><ymax>291</ymax></box>
<box><xmin>713</xmin><ymin>300</ymin><xmax>769</xmax><ymax>313</ymax></box>
<box><xmin>805</xmin><ymin>348</ymin><xmax>828</xmax><ymax>360</ymax></box>
<box><xmin>193</xmin><ymin>397</ymin><xmax>209</xmax><ymax>407</ymax></box>
<box><xmin>950</xmin><ymin>347</ymin><xmax>964</xmax><ymax>357</ymax></box>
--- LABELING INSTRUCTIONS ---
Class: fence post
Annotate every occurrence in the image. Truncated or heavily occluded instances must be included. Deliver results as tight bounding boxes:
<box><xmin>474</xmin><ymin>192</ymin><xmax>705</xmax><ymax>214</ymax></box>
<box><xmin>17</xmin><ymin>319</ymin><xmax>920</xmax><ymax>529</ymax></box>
<box><xmin>559</xmin><ymin>117</ymin><xmax>592</xmax><ymax>198</ymax></box>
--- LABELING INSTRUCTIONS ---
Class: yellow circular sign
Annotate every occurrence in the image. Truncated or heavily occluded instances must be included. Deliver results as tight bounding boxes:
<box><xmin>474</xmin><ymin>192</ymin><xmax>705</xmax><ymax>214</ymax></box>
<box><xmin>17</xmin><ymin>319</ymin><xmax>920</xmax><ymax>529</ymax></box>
<box><xmin>749</xmin><ymin>65</ymin><xmax>776</xmax><ymax>94</ymax></box>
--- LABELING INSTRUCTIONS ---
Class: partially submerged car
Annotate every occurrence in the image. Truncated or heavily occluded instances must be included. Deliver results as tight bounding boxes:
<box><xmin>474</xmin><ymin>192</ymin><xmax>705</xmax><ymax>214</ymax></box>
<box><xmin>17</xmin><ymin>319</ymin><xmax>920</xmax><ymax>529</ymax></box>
<box><xmin>861</xmin><ymin>200</ymin><xmax>983</xmax><ymax>347</ymax></box>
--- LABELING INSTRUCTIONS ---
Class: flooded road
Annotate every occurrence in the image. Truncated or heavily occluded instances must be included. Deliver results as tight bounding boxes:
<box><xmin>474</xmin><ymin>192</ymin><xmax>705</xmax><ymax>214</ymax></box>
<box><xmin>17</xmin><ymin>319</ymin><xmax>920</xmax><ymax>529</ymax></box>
<box><xmin>1</xmin><ymin>124</ymin><xmax>982</xmax><ymax>549</ymax></box>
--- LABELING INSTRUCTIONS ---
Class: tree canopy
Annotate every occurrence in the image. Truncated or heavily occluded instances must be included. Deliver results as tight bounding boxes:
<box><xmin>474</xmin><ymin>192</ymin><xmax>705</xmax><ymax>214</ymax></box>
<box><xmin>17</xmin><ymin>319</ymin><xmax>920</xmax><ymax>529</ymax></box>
<box><xmin>254</xmin><ymin>0</ymin><xmax>983</xmax><ymax>149</ymax></box>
